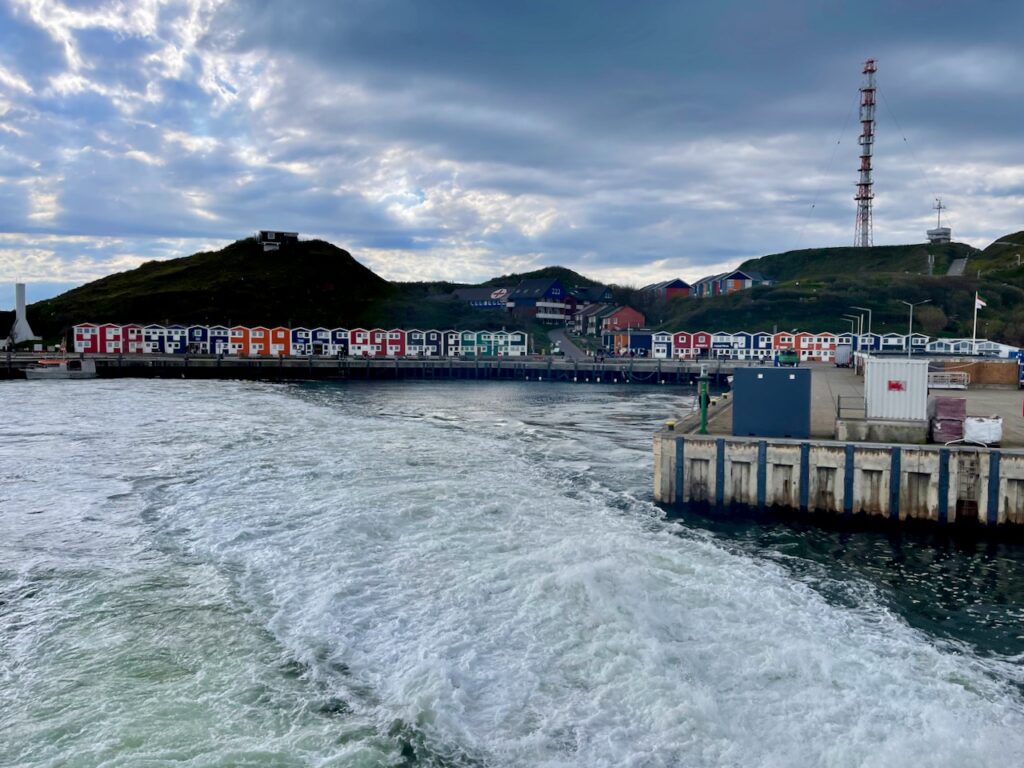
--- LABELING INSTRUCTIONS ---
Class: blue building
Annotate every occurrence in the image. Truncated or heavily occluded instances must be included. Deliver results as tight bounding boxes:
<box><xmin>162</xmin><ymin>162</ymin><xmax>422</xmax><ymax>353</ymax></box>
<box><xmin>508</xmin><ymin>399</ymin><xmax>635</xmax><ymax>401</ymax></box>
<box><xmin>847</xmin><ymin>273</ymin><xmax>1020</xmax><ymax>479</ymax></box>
<box><xmin>329</xmin><ymin>328</ymin><xmax>350</xmax><ymax>355</ymax></box>
<box><xmin>290</xmin><ymin>327</ymin><xmax>311</xmax><ymax>355</ymax></box>
<box><xmin>309</xmin><ymin>327</ymin><xmax>331</xmax><ymax>354</ymax></box>
<box><xmin>209</xmin><ymin>325</ymin><xmax>231</xmax><ymax>354</ymax></box>
<box><xmin>187</xmin><ymin>325</ymin><xmax>210</xmax><ymax>353</ymax></box>
<box><xmin>506</xmin><ymin>278</ymin><xmax>570</xmax><ymax>325</ymax></box>
<box><xmin>423</xmin><ymin>330</ymin><xmax>444</xmax><ymax>356</ymax></box>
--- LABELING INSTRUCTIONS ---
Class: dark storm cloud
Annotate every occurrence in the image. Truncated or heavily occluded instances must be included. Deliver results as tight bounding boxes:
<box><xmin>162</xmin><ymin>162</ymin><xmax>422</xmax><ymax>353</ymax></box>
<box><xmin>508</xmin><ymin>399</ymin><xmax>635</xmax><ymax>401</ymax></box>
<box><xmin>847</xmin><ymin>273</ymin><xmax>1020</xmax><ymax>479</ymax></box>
<box><xmin>1</xmin><ymin>0</ymin><xmax>1022</xmax><ymax>293</ymax></box>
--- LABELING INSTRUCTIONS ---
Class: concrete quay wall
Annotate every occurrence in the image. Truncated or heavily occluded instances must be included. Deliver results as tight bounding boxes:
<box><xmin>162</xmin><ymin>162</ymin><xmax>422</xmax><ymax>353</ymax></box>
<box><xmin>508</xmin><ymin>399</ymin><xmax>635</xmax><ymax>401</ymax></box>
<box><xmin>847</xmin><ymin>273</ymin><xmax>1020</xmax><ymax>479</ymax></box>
<box><xmin>654</xmin><ymin>431</ymin><xmax>1024</xmax><ymax>528</ymax></box>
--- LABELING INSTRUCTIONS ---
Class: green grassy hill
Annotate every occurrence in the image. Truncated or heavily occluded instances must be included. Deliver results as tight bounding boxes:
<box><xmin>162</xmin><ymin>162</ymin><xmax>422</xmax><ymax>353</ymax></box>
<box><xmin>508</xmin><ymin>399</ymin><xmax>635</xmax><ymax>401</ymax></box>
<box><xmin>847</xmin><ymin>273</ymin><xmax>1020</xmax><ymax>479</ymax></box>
<box><xmin>28</xmin><ymin>238</ymin><xmax>393</xmax><ymax>336</ymax></box>
<box><xmin>481</xmin><ymin>266</ymin><xmax>599</xmax><ymax>288</ymax></box>
<box><xmin>25</xmin><ymin>238</ymin><xmax>550</xmax><ymax>341</ymax></box>
<box><xmin>738</xmin><ymin>242</ymin><xmax>976</xmax><ymax>282</ymax></box>
<box><xmin>24</xmin><ymin>231</ymin><xmax>1024</xmax><ymax>347</ymax></box>
<box><xmin>964</xmin><ymin>231</ymin><xmax>1024</xmax><ymax>279</ymax></box>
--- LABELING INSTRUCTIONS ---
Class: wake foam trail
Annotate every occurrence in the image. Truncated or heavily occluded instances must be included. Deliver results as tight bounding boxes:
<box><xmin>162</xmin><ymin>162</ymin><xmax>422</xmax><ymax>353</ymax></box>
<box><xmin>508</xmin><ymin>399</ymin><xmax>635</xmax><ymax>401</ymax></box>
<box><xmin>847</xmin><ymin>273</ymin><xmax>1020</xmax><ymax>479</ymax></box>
<box><xmin>141</xmin><ymin>382</ymin><xmax>1024</xmax><ymax>767</ymax></box>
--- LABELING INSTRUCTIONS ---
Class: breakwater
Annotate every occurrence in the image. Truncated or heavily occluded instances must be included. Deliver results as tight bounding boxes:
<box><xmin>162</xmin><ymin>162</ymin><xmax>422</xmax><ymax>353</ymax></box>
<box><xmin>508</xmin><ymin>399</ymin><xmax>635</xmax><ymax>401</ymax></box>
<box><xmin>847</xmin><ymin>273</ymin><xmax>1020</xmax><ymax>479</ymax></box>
<box><xmin>654</xmin><ymin>430</ymin><xmax>1024</xmax><ymax>530</ymax></box>
<box><xmin>4</xmin><ymin>353</ymin><xmax>740</xmax><ymax>385</ymax></box>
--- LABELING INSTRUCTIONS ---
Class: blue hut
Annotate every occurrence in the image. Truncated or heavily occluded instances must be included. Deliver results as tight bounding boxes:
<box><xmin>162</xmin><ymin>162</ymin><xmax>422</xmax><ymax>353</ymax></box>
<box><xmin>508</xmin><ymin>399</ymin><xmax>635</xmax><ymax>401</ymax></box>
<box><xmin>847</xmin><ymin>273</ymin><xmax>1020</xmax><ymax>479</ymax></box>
<box><xmin>187</xmin><ymin>325</ymin><xmax>210</xmax><ymax>354</ymax></box>
<box><xmin>423</xmin><ymin>330</ymin><xmax>444</xmax><ymax>357</ymax></box>
<box><xmin>329</xmin><ymin>328</ymin><xmax>349</xmax><ymax>356</ymax></box>
<box><xmin>209</xmin><ymin>325</ymin><xmax>230</xmax><ymax>354</ymax></box>
<box><xmin>310</xmin><ymin>328</ymin><xmax>331</xmax><ymax>355</ymax></box>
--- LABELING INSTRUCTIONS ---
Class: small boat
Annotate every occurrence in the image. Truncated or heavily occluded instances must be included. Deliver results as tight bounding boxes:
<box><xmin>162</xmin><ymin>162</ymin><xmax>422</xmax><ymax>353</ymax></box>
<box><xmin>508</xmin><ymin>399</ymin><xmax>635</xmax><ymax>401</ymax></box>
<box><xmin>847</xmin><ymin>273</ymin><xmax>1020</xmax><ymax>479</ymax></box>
<box><xmin>24</xmin><ymin>359</ymin><xmax>97</xmax><ymax>380</ymax></box>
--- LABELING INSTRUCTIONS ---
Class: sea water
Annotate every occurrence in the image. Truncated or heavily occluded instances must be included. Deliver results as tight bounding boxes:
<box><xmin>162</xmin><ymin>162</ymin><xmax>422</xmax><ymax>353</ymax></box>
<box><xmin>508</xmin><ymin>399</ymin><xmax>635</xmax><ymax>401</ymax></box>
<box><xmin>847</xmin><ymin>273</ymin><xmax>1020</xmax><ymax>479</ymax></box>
<box><xmin>2</xmin><ymin>379</ymin><xmax>1023</xmax><ymax>767</ymax></box>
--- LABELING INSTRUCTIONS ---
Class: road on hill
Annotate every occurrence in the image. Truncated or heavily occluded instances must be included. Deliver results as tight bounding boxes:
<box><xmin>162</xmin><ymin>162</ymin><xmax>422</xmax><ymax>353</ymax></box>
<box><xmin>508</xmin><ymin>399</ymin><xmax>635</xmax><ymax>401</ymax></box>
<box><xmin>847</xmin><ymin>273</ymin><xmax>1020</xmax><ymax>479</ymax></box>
<box><xmin>548</xmin><ymin>328</ymin><xmax>589</xmax><ymax>361</ymax></box>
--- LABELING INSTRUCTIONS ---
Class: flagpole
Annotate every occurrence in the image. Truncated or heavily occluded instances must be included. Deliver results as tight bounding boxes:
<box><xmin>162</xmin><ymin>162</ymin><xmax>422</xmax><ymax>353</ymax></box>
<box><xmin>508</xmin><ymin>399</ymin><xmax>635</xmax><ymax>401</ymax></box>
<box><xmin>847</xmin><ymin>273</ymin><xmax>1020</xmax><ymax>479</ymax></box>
<box><xmin>972</xmin><ymin>291</ymin><xmax>979</xmax><ymax>355</ymax></box>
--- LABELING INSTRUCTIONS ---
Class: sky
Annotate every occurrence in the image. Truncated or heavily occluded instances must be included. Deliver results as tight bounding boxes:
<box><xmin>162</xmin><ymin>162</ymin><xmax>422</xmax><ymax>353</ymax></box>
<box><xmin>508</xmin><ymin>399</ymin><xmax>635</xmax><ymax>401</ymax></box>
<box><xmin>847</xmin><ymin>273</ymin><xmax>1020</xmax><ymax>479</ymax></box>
<box><xmin>1</xmin><ymin>0</ymin><xmax>1023</xmax><ymax>307</ymax></box>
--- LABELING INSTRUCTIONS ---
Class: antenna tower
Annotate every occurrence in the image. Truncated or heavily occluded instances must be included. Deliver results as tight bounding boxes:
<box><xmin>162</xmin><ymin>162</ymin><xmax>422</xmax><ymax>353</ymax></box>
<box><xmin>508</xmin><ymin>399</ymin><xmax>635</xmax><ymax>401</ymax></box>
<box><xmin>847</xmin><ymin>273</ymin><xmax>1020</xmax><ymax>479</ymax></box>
<box><xmin>854</xmin><ymin>59</ymin><xmax>876</xmax><ymax>247</ymax></box>
<box><xmin>934</xmin><ymin>197</ymin><xmax>945</xmax><ymax>228</ymax></box>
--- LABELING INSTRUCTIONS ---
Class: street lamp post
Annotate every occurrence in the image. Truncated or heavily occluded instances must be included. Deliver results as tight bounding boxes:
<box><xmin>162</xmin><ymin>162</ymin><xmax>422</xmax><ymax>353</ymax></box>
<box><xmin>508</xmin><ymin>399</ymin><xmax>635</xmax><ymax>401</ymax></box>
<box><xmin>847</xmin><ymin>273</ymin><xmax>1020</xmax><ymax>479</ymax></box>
<box><xmin>851</xmin><ymin>306</ymin><xmax>873</xmax><ymax>336</ymax></box>
<box><xmin>900</xmin><ymin>300</ymin><xmax>931</xmax><ymax>357</ymax></box>
<box><xmin>842</xmin><ymin>314</ymin><xmax>863</xmax><ymax>335</ymax></box>
<box><xmin>841</xmin><ymin>317</ymin><xmax>857</xmax><ymax>334</ymax></box>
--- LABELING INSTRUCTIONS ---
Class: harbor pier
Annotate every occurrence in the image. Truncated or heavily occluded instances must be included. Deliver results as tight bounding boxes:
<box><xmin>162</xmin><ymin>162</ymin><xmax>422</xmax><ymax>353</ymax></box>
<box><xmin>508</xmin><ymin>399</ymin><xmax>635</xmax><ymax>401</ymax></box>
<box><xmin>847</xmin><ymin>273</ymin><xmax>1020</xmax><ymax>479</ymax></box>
<box><xmin>655</xmin><ymin>360</ymin><xmax>1024</xmax><ymax>532</ymax></box>
<box><xmin>654</xmin><ymin>432</ymin><xmax>1024</xmax><ymax>528</ymax></box>
<box><xmin>3</xmin><ymin>352</ymin><xmax>741</xmax><ymax>385</ymax></box>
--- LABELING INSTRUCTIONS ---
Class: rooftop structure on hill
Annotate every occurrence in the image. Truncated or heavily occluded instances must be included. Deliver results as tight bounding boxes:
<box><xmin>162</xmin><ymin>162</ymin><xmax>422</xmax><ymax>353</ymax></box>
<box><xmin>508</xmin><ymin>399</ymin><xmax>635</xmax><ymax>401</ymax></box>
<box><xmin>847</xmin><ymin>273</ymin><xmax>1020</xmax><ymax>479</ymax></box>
<box><xmin>257</xmin><ymin>230</ymin><xmax>299</xmax><ymax>252</ymax></box>
<box><xmin>570</xmin><ymin>285</ymin><xmax>614</xmax><ymax>304</ymax></box>
<box><xmin>452</xmin><ymin>287</ymin><xmax>511</xmax><ymax>309</ymax></box>
<box><xmin>505</xmin><ymin>278</ymin><xmax>571</xmax><ymax>325</ymax></box>
<box><xmin>692</xmin><ymin>269</ymin><xmax>772</xmax><ymax>298</ymax></box>
<box><xmin>641</xmin><ymin>278</ymin><xmax>691</xmax><ymax>299</ymax></box>
<box><xmin>927</xmin><ymin>198</ymin><xmax>951</xmax><ymax>244</ymax></box>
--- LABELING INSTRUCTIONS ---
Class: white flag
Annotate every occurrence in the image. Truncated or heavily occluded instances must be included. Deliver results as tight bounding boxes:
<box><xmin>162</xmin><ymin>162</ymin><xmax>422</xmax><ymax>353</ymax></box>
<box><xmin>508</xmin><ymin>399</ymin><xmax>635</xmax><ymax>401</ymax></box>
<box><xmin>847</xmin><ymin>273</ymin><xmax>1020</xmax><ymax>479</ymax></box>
<box><xmin>975</xmin><ymin>293</ymin><xmax>987</xmax><ymax>310</ymax></box>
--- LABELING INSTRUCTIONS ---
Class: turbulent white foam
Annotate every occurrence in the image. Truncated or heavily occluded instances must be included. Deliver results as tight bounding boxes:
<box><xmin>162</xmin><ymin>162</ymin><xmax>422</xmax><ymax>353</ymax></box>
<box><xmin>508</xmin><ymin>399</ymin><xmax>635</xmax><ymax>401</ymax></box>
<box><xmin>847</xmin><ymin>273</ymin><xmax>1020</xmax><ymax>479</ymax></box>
<box><xmin>3</xmin><ymin>380</ymin><xmax>1024</xmax><ymax>767</ymax></box>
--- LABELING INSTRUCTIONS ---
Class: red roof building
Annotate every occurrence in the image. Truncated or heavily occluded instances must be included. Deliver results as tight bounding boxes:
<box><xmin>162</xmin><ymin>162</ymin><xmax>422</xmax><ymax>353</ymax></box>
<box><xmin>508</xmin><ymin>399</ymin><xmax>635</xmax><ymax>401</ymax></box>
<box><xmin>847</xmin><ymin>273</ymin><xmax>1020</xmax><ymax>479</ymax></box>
<box><xmin>601</xmin><ymin>306</ymin><xmax>645</xmax><ymax>332</ymax></box>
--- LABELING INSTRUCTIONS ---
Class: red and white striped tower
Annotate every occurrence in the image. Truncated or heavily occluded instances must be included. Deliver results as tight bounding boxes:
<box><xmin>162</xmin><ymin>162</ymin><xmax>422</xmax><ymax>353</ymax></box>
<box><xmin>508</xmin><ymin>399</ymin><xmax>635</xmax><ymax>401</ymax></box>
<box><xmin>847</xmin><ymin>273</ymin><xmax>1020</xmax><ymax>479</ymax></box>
<box><xmin>854</xmin><ymin>58</ymin><xmax>876</xmax><ymax>247</ymax></box>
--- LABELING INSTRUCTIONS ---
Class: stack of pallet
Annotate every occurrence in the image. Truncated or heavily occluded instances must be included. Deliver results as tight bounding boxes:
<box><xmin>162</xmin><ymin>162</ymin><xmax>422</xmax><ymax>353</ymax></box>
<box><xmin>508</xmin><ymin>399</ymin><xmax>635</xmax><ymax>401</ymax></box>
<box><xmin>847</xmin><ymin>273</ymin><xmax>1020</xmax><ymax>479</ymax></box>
<box><xmin>930</xmin><ymin>397</ymin><xmax>966</xmax><ymax>443</ymax></box>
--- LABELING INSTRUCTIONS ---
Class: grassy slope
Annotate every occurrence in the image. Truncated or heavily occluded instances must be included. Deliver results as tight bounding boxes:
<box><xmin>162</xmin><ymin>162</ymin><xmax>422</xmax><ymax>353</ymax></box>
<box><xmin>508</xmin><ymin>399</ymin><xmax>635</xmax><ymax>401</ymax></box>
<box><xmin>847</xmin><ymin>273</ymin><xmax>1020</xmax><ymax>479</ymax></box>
<box><xmin>966</xmin><ymin>231</ymin><xmax>1024</xmax><ymax>278</ymax></box>
<box><xmin>481</xmin><ymin>266</ymin><xmax>599</xmax><ymax>288</ymax></box>
<box><xmin>25</xmin><ymin>238</ymin><xmax>549</xmax><ymax>339</ymax></box>
<box><xmin>26</xmin><ymin>233</ymin><xmax>1024</xmax><ymax>346</ymax></box>
<box><xmin>29</xmin><ymin>238</ymin><xmax>393</xmax><ymax>336</ymax></box>
<box><xmin>738</xmin><ymin>242</ymin><xmax>975</xmax><ymax>282</ymax></box>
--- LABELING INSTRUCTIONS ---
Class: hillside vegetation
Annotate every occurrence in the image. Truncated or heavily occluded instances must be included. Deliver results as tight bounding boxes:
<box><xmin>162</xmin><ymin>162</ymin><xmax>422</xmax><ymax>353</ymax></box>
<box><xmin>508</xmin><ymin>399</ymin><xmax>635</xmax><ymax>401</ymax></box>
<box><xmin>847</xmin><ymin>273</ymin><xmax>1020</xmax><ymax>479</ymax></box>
<box><xmin>738</xmin><ymin>242</ymin><xmax>975</xmax><ymax>282</ymax></box>
<box><xmin>23</xmin><ymin>231</ymin><xmax>1024</xmax><ymax>347</ymax></box>
<box><xmin>481</xmin><ymin>266</ymin><xmax>599</xmax><ymax>288</ymax></box>
<box><xmin>26</xmin><ymin>238</ymin><xmax>549</xmax><ymax>340</ymax></box>
<box><xmin>966</xmin><ymin>231</ymin><xmax>1024</xmax><ymax>279</ymax></box>
<box><xmin>30</xmin><ymin>238</ymin><xmax>391</xmax><ymax>335</ymax></box>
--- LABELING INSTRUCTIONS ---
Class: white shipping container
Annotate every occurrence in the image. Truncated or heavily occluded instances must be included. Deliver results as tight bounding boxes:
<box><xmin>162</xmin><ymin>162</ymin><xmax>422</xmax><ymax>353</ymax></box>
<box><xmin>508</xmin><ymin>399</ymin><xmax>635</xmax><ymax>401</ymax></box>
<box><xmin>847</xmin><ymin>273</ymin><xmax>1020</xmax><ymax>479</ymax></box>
<box><xmin>865</xmin><ymin>358</ymin><xmax>930</xmax><ymax>421</ymax></box>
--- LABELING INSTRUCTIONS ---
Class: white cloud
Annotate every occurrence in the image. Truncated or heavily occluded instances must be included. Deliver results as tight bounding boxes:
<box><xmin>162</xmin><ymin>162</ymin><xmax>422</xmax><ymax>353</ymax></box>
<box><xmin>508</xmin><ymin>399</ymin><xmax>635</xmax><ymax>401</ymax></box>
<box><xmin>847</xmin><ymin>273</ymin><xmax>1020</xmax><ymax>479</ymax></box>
<box><xmin>125</xmin><ymin>149</ymin><xmax>165</xmax><ymax>166</ymax></box>
<box><xmin>0</xmin><ymin>64</ymin><xmax>33</xmax><ymax>94</ymax></box>
<box><xmin>0</xmin><ymin>233</ymin><xmax>229</xmax><ymax>283</ymax></box>
<box><xmin>3</xmin><ymin>0</ymin><xmax>1024</xmax><ymax>294</ymax></box>
<box><xmin>22</xmin><ymin>178</ymin><xmax>62</xmax><ymax>223</ymax></box>
<box><xmin>163</xmin><ymin>130</ymin><xmax>219</xmax><ymax>153</ymax></box>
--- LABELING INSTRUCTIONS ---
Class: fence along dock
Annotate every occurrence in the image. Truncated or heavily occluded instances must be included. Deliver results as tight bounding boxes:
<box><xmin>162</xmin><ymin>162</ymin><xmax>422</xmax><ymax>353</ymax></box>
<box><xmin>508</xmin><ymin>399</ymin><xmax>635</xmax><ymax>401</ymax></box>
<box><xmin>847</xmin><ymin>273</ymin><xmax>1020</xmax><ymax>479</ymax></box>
<box><xmin>5</xmin><ymin>353</ymin><xmax>745</xmax><ymax>384</ymax></box>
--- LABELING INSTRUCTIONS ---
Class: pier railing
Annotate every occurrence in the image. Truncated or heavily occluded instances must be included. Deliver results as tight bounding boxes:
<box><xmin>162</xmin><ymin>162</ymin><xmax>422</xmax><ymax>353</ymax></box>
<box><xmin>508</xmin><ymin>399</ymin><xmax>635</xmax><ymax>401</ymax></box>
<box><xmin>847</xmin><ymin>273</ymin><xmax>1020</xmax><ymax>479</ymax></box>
<box><xmin>836</xmin><ymin>395</ymin><xmax>867</xmax><ymax>420</ymax></box>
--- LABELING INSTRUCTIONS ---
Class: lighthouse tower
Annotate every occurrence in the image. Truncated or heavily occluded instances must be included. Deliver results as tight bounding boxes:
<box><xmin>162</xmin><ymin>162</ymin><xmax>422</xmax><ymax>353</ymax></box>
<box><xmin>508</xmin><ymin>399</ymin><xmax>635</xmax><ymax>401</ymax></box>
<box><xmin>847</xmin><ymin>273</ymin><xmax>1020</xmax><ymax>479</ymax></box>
<box><xmin>11</xmin><ymin>283</ymin><xmax>39</xmax><ymax>343</ymax></box>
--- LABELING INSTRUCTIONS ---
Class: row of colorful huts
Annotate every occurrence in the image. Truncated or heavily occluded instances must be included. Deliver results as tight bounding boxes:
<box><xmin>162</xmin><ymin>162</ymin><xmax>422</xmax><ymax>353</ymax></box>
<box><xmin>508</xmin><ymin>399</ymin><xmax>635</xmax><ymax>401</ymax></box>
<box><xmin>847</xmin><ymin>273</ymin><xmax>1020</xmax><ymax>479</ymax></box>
<box><xmin>72</xmin><ymin>324</ymin><xmax>530</xmax><ymax>357</ymax></box>
<box><xmin>602</xmin><ymin>330</ymin><xmax>1018</xmax><ymax>361</ymax></box>
<box><xmin>71</xmin><ymin>323</ymin><xmax>1019</xmax><ymax>361</ymax></box>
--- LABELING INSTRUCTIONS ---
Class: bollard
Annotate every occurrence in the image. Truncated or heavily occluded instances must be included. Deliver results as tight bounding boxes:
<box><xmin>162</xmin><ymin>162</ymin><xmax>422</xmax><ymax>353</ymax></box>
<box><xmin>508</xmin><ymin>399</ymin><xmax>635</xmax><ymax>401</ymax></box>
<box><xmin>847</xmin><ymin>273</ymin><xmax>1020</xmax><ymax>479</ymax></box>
<box><xmin>698</xmin><ymin>365</ymin><xmax>710</xmax><ymax>435</ymax></box>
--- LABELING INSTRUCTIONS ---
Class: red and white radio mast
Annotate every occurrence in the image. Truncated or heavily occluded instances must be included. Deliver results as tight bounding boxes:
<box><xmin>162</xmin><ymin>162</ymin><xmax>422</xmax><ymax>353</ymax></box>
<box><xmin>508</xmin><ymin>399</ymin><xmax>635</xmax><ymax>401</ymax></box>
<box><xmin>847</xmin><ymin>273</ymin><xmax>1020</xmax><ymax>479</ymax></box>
<box><xmin>854</xmin><ymin>59</ymin><xmax>876</xmax><ymax>247</ymax></box>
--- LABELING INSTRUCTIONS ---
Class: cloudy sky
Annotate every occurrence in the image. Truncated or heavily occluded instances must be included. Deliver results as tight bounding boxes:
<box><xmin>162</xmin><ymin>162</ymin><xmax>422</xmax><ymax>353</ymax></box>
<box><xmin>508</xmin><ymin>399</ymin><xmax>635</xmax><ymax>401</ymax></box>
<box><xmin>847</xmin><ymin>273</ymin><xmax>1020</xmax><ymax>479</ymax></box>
<box><xmin>1</xmin><ymin>0</ymin><xmax>1022</xmax><ymax>306</ymax></box>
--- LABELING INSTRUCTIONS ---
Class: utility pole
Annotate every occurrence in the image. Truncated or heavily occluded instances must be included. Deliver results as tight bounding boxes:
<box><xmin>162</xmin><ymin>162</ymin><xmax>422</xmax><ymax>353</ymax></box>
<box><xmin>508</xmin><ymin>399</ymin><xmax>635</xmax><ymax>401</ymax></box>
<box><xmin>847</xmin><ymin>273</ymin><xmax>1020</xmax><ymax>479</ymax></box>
<box><xmin>854</xmin><ymin>59</ymin><xmax>877</xmax><ymax>247</ymax></box>
<box><xmin>851</xmin><ymin>306</ymin><xmax>873</xmax><ymax>336</ymax></box>
<box><xmin>901</xmin><ymin>300</ymin><xmax>930</xmax><ymax>357</ymax></box>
